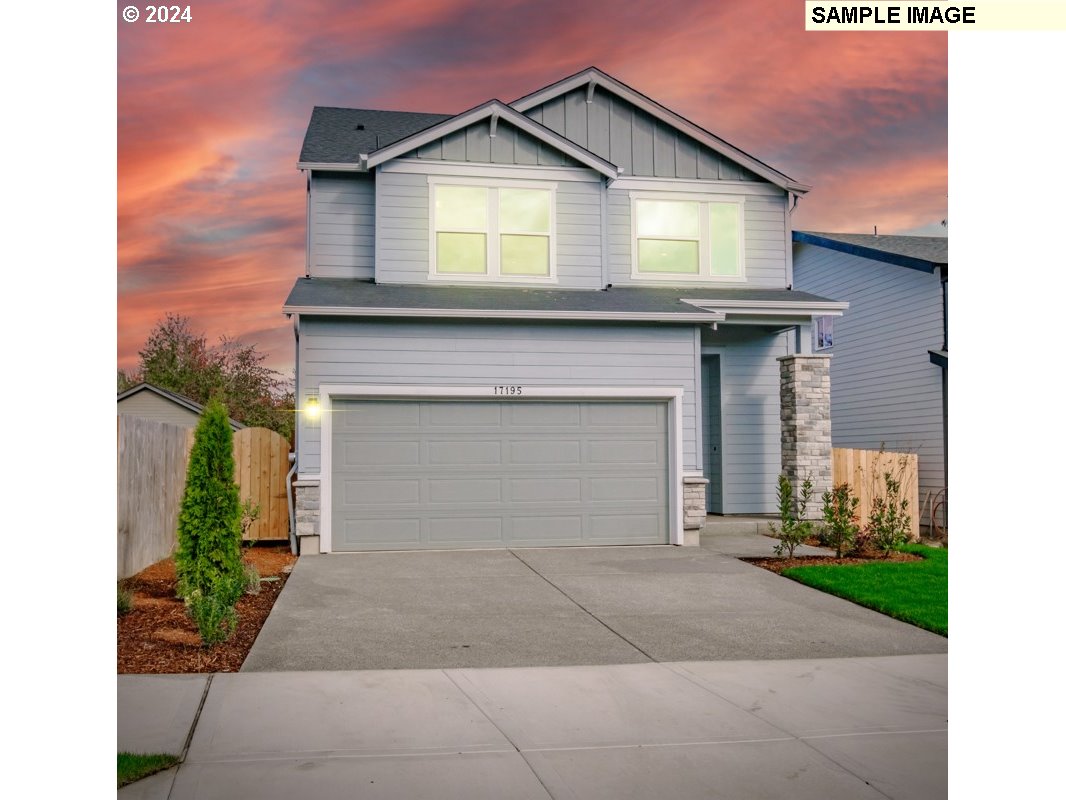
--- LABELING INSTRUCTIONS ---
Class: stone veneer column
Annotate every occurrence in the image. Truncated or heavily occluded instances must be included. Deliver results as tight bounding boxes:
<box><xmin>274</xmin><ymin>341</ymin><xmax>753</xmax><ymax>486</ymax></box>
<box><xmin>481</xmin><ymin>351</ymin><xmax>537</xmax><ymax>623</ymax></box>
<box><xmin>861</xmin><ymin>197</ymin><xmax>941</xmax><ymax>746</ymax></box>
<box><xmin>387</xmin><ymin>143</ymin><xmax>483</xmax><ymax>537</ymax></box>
<box><xmin>778</xmin><ymin>355</ymin><xmax>833</xmax><ymax>514</ymax></box>
<box><xmin>293</xmin><ymin>479</ymin><xmax>321</xmax><ymax>554</ymax></box>
<box><xmin>683</xmin><ymin>475</ymin><xmax>708</xmax><ymax>533</ymax></box>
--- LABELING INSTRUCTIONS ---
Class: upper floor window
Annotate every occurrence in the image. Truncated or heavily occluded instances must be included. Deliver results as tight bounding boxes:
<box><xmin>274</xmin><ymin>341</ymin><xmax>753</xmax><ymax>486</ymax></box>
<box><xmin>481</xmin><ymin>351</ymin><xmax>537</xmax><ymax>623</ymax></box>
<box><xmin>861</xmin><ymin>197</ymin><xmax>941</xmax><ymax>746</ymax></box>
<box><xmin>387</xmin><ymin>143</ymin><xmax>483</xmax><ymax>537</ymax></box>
<box><xmin>631</xmin><ymin>194</ymin><xmax>744</xmax><ymax>281</ymax></box>
<box><xmin>431</xmin><ymin>179</ymin><xmax>555</xmax><ymax>282</ymax></box>
<box><xmin>815</xmin><ymin>315</ymin><xmax>834</xmax><ymax>350</ymax></box>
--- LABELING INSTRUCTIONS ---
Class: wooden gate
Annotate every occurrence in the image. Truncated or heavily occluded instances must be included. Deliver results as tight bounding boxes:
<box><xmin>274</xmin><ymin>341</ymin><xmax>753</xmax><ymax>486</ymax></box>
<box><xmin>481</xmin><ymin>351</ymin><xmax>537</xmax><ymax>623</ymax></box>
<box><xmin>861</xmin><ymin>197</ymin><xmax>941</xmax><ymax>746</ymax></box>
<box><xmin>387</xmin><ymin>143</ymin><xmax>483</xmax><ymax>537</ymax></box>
<box><xmin>232</xmin><ymin>427</ymin><xmax>292</xmax><ymax>541</ymax></box>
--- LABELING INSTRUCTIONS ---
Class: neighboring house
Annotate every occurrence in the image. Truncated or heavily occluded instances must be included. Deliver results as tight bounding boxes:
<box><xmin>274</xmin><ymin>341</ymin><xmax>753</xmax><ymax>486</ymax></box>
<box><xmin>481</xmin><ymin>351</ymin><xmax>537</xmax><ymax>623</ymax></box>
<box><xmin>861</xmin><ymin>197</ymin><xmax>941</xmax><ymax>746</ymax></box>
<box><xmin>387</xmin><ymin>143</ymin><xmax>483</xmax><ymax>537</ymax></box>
<box><xmin>117</xmin><ymin>383</ymin><xmax>245</xmax><ymax>431</ymax></box>
<box><xmin>791</xmin><ymin>231</ymin><xmax>947</xmax><ymax>530</ymax></box>
<box><xmin>286</xmin><ymin>67</ymin><xmax>846</xmax><ymax>554</ymax></box>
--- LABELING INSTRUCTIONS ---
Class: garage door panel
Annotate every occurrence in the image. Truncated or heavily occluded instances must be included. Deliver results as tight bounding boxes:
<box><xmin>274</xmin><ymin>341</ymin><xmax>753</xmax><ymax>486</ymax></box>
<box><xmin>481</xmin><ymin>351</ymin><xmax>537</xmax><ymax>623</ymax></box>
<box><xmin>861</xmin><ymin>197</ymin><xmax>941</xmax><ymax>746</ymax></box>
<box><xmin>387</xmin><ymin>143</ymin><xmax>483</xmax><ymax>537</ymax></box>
<box><xmin>428</xmin><ymin>517</ymin><xmax>504</xmax><ymax>544</ymax></box>
<box><xmin>428</xmin><ymin>440</ymin><xmax>503</xmax><ymax>466</ymax></box>
<box><xmin>331</xmin><ymin>400</ymin><xmax>669</xmax><ymax>550</ymax></box>
<box><xmin>341</xmin><ymin>478</ymin><xmax>421</xmax><ymax>505</ymax></box>
<box><xmin>509</xmin><ymin>439</ymin><xmax>582</xmax><ymax>465</ymax></box>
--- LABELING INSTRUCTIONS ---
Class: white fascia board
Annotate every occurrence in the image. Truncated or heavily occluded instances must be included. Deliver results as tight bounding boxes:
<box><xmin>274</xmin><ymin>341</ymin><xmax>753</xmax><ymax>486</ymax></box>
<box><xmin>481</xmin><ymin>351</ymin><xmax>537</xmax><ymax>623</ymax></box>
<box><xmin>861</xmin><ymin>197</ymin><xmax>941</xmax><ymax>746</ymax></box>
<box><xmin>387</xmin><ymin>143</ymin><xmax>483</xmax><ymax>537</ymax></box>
<box><xmin>365</xmin><ymin>101</ymin><xmax>619</xmax><ymax>179</ymax></box>
<box><xmin>297</xmin><ymin>161</ymin><xmax>364</xmax><ymax>171</ymax></box>
<box><xmin>609</xmin><ymin>177</ymin><xmax>783</xmax><ymax>197</ymax></box>
<box><xmin>381</xmin><ymin>158</ymin><xmax>602</xmax><ymax>183</ymax></box>
<box><xmin>511</xmin><ymin>69</ymin><xmax>809</xmax><ymax>194</ymax></box>
<box><xmin>681</xmin><ymin>298</ymin><xmax>848</xmax><ymax>315</ymax></box>
<box><xmin>282</xmin><ymin>305</ymin><xmax>727</xmax><ymax>323</ymax></box>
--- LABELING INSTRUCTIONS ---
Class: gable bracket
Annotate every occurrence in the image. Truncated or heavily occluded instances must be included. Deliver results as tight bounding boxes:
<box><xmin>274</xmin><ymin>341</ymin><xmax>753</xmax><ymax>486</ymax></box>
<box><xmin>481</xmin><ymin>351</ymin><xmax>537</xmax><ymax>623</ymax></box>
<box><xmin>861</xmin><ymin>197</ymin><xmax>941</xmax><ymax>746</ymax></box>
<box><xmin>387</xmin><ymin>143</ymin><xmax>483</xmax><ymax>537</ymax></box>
<box><xmin>489</xmin><ymin>111</ymin><xmax>499</xmax><ymax>138</ymax></box>
<box><xmin>586</xmin><ymin>80</ymin><xmax>597</xmax><ymax>104</ymax></box>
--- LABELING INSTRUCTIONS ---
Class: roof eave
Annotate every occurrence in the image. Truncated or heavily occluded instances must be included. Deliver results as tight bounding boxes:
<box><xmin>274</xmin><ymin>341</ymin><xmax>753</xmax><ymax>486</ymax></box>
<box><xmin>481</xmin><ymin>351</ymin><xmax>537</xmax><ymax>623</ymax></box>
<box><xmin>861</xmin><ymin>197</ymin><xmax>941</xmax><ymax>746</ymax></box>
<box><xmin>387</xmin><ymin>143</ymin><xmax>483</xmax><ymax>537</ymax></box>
<box><xmin>281</xmin><ymin>304</ymin><xmax>726</xmax><ymax>323</ymax></box>
<box><xmin>792</xmin><ymin>231</ymin><xmax>945</xmax><ymax>274</ymax></box>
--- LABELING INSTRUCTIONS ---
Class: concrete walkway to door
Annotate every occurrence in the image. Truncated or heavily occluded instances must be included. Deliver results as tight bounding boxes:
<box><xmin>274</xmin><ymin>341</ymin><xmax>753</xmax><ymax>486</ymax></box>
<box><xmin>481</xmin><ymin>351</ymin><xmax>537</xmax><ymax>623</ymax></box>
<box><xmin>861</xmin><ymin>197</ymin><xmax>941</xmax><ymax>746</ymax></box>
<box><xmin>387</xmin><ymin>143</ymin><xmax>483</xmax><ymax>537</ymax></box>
<box><xmin>242</xmin><ymin>543</ymin><xmax>946</xmax><ymax>672</ymax></box>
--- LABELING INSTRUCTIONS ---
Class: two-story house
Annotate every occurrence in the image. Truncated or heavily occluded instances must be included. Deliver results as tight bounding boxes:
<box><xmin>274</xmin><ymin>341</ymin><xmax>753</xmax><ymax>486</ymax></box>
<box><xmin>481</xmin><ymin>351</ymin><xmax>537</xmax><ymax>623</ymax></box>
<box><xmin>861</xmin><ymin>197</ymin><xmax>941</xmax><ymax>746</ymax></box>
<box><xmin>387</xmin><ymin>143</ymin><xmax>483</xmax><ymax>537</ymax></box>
<box><xmin>285</xmin><ymin>68</ymin><xmax>846</xmax><ymax>554</ymax></box>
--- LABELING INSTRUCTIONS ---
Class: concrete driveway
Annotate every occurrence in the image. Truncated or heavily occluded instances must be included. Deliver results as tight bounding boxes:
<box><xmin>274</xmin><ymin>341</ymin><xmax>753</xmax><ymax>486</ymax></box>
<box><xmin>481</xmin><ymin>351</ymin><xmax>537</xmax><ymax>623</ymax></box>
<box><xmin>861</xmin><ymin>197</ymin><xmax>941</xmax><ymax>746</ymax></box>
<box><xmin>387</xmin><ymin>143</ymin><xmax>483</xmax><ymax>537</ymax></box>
<box><xmin>243</xmin><ymin>540</ymin><xmax>946</xmax><ymax>671</ymax></box>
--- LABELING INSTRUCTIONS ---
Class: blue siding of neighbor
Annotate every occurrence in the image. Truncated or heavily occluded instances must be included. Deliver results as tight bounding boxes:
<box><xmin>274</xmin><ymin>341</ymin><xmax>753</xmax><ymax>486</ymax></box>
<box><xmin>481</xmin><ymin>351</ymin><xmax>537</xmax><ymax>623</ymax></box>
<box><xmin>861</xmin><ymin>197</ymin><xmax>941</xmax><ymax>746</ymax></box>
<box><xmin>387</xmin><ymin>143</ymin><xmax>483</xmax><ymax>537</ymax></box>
<box><xmin>296</xmin><ymin>318</ymin><xmax>700</xmax><ymax>476</ymax></box>
<box><xmin>792</xmin><ymin>242</ymin><xmax>945</xmax><ymax>526</ymax></box>
<box><xmin>702</xmin><ymin>326</ymin><xmax>789</xmax><ymax>514</ymax></box>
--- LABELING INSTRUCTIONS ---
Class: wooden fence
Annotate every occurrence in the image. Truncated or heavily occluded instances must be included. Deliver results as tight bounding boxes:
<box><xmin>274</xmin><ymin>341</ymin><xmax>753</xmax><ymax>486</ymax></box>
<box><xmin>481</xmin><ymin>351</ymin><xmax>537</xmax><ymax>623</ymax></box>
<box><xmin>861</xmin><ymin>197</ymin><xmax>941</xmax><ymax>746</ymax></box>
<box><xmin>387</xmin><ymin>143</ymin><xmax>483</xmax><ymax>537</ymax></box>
<box><xmin>831</xmin><ymin>448</ymin><xmax>920</xmax><ymax>541</ymax></box>
<box><xmin>118</xmin><ymin>419</ymin><xmax>291</xmax><ymax>579</ymax></box>
<box><xmin>232</xmin><ymin>427</ymin><xmax>291</xmax><ymax>541</ymax></box>
<box><xmin>117</xmin><ymin>417</ymin><xmax>195</xmax><ymax>579</ymax></box>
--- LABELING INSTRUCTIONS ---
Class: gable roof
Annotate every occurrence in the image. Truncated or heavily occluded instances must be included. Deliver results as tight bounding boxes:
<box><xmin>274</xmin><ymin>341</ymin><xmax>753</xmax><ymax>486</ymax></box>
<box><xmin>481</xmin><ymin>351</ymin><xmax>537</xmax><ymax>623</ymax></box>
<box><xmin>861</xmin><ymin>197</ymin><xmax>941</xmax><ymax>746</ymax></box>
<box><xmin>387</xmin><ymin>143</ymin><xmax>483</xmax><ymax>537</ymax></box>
<box><xmin>299</xmin><ymin>107</ymin><xmax>452</xmax><ymax>167</ymax></box>
<box><xmin>793</xmin><ymin>231</ymin><xmax>948</xmax><ymax>275</ymax></box>
<box><xmin>364</xmin><ymin>100</ymin><xmax>619</xmax><ymax>178</ymax></box>
<box><xmin>511</xmin><ymin>67</ymin><xmax>809</xmax><ymax>194</ymax></box>
<box><xmin>117</xmin><ymin>383</ymin><xmax>245</xmax><ymax>430</ymax></box>
<box><xmin>297</xmin><ymin>67</ymin><xmax>808</xmax><ymax>192</ymax></box>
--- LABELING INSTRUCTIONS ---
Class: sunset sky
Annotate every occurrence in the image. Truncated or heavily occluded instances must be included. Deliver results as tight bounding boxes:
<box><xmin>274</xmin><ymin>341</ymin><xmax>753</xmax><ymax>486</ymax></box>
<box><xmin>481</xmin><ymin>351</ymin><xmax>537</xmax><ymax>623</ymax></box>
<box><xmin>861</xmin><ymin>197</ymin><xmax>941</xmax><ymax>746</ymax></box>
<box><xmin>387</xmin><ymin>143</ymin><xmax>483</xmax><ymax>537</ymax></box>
<box><xmin>117</xmin><ymin>0</ymin><xmax>947</xmax><ymax>377</ymax></box>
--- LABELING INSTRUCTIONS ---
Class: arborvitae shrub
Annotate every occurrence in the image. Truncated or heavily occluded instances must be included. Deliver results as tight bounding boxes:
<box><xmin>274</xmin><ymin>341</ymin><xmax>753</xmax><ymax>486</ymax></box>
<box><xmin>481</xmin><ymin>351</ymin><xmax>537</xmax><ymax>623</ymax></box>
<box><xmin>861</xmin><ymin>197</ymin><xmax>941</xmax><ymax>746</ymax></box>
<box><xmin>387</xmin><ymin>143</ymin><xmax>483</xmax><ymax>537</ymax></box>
<box><xmin>174</xmin><ymin>398</ymin><xmax>244</xmax><ymax>608</ymax></box>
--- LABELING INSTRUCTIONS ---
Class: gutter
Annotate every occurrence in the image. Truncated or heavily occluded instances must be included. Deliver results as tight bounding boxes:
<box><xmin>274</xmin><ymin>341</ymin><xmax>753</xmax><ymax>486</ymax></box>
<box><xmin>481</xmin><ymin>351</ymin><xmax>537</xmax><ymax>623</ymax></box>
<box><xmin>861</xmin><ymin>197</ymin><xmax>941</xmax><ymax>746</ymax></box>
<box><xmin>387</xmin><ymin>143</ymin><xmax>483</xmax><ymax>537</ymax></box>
<box><xmin>286</xmin><ymin>452</ymin><xmax>298</xmax><ymax>556</ymax></box>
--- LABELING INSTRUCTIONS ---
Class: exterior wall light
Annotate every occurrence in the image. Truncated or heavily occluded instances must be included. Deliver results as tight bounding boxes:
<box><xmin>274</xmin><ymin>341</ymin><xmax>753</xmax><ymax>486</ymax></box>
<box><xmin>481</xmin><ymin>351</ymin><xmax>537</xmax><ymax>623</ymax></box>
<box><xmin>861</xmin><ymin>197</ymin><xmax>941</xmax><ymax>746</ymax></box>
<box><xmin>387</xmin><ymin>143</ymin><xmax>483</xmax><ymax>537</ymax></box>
<box><xmin>304</xmin><ymin>395</ymin><xmax>320</xmax><ymax>420</ymax></box>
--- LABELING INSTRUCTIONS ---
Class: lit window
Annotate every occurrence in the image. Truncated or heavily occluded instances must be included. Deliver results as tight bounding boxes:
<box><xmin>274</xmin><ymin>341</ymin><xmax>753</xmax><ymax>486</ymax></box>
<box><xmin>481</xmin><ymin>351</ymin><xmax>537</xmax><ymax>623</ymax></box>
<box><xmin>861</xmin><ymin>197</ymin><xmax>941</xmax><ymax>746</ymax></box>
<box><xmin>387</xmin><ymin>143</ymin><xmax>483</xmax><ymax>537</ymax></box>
<box><xmin>432</xmin><ymin>181</ymin><xmax>554</xmax><ymax>281</ymax></box>
<box><xmin>816</xmin><ymin>316</ymin><xmax>834</xmax><ymax>350</ymax></box>
<box><xmin>632</xmin><ymin>195</ymin><xmax>743</xmax><ymax>280</ymax></box>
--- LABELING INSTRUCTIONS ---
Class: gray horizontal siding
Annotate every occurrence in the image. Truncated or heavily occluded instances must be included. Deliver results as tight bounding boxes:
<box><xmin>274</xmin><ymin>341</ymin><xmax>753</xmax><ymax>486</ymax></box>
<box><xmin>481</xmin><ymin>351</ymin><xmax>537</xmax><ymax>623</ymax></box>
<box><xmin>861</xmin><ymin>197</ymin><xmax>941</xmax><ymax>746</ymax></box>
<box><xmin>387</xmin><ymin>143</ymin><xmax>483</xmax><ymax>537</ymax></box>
<box><xmin>117</xmin><ymin>393</ymin><xmax>201</xmax><ymax>428</ymax></box>
<box><xmin>297</xmin><ymin>319</ymin><xmax>699</xmax><ymax>475</ymax></box>
<box><xmin>375</xmin><ymin>170</ymin><xmax>603</xmax><ymax>288</ymax></box>
<box><xmin>702</xmin><ymin>327</ymin><xmax>788</xmax><ymax>513</ymax></box>
<box><xmin>309</xmin><ymin>172</ymin><xmax>375</xmax><ymax>279</ymax></box>
<box><xmin>792</xmin><ymin>243</ymin><xmax>945</xmax><ymax>525</ymax></box>
<box><xmin>607</xmin><ymin>189</ymin><xmax>788</xmax><ymax>287</ymax></box>
<box><xmin>415</xmin><ymin>119</ymin><xmax>579</xmax><ymax>167</ymax></box>
<box><xmin>524</xmin><ymin>88</ymin><xmax>763</xmax><ymax>181</ymax></box>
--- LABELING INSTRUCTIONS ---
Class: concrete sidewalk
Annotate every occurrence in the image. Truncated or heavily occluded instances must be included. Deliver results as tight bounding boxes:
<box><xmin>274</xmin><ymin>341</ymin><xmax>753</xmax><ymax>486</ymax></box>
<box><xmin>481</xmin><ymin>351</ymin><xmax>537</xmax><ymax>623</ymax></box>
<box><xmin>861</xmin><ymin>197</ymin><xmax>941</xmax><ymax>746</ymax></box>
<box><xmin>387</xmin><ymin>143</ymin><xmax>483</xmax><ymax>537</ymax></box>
<box><xmin>119</xmin><ymin>654</ymin><xmax>947</xmax><ymax>799</ymax></box>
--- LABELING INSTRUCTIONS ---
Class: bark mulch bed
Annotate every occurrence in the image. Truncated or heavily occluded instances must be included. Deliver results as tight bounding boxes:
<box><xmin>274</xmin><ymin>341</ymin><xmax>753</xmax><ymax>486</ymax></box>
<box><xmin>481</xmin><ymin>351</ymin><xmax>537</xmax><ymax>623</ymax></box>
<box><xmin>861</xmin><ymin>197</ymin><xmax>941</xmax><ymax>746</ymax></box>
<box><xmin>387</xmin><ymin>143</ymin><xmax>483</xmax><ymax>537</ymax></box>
<box><xmin>118</xmin><ymin>545</ymin><xmax>297</xmax><ymax>674</ymax></box>
<box><xmin>743</xmin><ymin>551</ymin><xmax>923</xmax><ymax>575</ymax></box>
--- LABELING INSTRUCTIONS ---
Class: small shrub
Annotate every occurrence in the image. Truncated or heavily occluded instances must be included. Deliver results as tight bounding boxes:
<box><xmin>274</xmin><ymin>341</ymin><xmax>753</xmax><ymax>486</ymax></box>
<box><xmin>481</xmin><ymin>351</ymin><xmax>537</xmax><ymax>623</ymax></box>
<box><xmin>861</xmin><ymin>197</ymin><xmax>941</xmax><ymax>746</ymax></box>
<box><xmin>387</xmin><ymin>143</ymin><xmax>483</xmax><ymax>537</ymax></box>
<box><xmin>118</xmin><ymin>583</ymin><xmax>133</xmax><ymax>616</ymax></box>
<box><xmin>185</xmin><ymin>589</ymin><xmax>238</xmax><ymax>647</ymax></box>
<box><xmin>820</xmin><ymin>483</ymin><xmax>861</xmax><ymax>558</ymax></box>
<box><xmin>240</xmin><ymin>497</ymin><xmax>261</xmax><ymax>540</ymax></box>
<box><xmin>866</xmin><ymin>471</ymin><xmax>911</xmax><ymax>557</ymax></box>
<box><xmin>769</xmin><ymin>474</ymin><xmax>814</xmax><ymax>558</ymax></box>
<box><xmin>242</xmin><ymin>563</ymin><xmax>261</xmax><ymax>595</ymax></box>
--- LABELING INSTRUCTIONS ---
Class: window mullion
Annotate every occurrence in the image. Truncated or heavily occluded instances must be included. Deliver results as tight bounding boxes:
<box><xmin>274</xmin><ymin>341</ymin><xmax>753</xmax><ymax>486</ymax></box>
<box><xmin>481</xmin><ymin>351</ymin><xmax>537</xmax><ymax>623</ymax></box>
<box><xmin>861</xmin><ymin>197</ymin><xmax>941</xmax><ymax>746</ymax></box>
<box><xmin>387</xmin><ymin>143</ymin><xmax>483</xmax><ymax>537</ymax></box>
<box><xmin>488</xmin><ymin>188</ymin><xmax>500</xmax><ymax>277</ymax></box>
<box><xmin>700</xmin><ymin>202</ymin><xmax>710</xmax><ymax>278</ymax></box>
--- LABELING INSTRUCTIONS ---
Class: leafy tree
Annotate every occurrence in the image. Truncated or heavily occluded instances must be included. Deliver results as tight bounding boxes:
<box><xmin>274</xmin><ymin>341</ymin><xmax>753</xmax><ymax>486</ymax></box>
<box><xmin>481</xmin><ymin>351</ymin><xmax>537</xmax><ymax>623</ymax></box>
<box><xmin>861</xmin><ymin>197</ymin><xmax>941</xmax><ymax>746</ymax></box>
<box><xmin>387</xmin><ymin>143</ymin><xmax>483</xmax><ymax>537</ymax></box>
<box><xmin>175</xmin><ymin>398</ymin><xmax>244</xmax><ymax>610</ymax></box>
<box><xmin>122</xmin><ymin>313</ymin><xmax>293</xmax><ymax>441</ymax></box>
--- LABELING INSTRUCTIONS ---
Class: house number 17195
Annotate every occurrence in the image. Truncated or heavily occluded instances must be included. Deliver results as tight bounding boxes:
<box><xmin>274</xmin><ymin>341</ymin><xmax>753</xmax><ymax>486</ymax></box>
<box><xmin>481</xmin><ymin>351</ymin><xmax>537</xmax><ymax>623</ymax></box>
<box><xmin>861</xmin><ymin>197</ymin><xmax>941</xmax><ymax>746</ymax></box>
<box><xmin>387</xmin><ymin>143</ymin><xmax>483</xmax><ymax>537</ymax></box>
<box><xmin>493</xmin><ymin>385</ymin><xmax>523</xmax><ymax>395</ymax></box>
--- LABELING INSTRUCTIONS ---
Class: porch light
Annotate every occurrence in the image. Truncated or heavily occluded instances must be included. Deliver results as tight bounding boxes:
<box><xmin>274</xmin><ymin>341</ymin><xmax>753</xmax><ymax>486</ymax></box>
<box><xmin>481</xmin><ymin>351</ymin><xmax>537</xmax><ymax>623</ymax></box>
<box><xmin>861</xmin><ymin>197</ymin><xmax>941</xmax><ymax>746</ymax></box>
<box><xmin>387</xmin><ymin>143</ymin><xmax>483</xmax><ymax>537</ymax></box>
<box><xmin>304</xmin><ymin>396</ymin><xmax>320</xmax><ymax>420</ymax></box>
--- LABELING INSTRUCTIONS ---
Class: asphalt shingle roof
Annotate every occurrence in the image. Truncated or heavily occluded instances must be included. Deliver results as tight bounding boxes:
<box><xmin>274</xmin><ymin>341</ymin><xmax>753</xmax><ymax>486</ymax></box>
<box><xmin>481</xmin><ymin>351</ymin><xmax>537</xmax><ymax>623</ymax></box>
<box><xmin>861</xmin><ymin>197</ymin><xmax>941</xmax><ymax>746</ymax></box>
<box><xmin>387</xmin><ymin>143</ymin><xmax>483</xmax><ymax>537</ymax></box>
<box><xmin>299</xmin><ymin>107</ymin><xmax>453</xmax><ymax>165</ymax></box>
<box><xmin>283</xmin><ymin>278</ymin><xmax>838</xmax><ymax>317</ymax></box>
<box><xmin>794</xmin><ymin>231</ymin><xmax>948</xmax><ymax>269</ymax></box>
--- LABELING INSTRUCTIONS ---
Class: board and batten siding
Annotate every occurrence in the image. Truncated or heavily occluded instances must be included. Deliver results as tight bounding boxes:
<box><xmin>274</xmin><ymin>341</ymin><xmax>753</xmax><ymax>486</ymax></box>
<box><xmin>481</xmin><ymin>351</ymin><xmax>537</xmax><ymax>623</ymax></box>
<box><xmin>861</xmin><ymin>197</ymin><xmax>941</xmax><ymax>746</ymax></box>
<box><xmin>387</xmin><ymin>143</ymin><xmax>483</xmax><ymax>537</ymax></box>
<box><xmin>792</xmin><ymin>243</ymin><xmax>945</xmax><ymax>524</ymax></box>
<box><xmin>308</xmin><ymin>171</ymin><xmax>375</xmax><ymax>279</ymax></box>
<box><xmin>414</xmin><ymin>118</ymin><xmax>580</xmax><ymax>168</ymax></box>
<box><xmin>374</xmin><ymin>169</ymin><xmax>604</xmax><ymax>288</ymax></box>
<box><xmin>523</xmin><ymin>88</ymin><xmax>763</xmax><ymax>181</ymax></box>
<box><xmin>702</xmin><ymin>327</ymin><xmax>789</xmax><ymax>514</ymax></box>
<box><xmin>607</xmin><ymin>188</ymin><xmax>789</xmax><ymax>287</ymax></box>
<box><xmin>297</xmin><ymin>318</ymin><xmax>700</xmax><ymax>476</ymax></box>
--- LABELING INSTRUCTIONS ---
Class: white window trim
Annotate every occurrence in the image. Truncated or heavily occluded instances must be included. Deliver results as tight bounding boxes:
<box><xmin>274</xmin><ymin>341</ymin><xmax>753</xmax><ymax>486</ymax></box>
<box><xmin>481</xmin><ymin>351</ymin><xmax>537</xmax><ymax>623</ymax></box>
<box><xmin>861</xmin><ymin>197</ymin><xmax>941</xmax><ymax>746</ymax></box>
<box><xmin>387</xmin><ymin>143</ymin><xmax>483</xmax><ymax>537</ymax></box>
<box><xmin>428</xmin><ymin>175</ymin><xmax>558</xmax><ymax>284</ymax></box>
<box><xmin>315</xmin><ymin>384</ymin><xmax>685</xmax><ymax>553</ymax></box>
<box><xmin>629</xmin><ymin>191</ymin><xmax>746</xmax><ymax>283</ymax></box>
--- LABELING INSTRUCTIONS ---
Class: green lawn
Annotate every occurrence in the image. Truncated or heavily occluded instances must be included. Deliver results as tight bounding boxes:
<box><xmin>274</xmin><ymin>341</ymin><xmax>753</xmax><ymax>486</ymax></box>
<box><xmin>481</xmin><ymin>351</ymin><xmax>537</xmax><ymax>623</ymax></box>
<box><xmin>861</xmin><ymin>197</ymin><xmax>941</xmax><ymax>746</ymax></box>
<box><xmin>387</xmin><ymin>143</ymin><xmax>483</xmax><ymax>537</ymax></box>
<box><xmin>118</xmin><ymin>753</ymin><xmax>179</xmax><ymax>788</ymax></box>
<box><xmin>781</xmin><ymin>544</ymin><xmax>947</xmax><ymax>636</ymax></box>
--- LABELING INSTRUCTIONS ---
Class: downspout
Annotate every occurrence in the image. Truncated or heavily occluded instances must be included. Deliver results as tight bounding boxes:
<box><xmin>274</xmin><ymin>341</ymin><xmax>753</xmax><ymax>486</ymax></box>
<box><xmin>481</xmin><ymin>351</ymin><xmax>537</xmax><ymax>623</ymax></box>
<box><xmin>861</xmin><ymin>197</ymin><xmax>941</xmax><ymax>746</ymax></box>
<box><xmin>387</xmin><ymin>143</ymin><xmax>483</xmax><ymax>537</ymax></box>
<box><xmin>286</xmin><ymin>452</ymin><xmax>298</xmax><ymax>555</ymax></box>
<box><xmin>940</xmin><ymin>272</ymin><xmax>948</xmax><ymax>530</ymax></box>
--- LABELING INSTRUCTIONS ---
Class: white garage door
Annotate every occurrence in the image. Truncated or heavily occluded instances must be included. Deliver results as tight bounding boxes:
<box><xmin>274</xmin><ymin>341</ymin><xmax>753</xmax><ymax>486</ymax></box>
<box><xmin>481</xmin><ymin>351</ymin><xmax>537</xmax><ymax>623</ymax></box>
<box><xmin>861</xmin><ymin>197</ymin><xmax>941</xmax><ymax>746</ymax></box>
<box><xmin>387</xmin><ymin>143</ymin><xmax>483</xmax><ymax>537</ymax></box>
<box><xmin>330</xmin><ymin>399</ymin><xmax>670</xmax><ymax>550</ymax></box>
